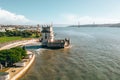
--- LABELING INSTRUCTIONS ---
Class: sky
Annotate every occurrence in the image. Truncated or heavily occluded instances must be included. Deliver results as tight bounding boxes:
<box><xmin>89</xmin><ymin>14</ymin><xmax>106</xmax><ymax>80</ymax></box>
<box><xmin>0</xmin><ymin>0</ymin><xmax>120</xmax><ymax>25</ymax></box>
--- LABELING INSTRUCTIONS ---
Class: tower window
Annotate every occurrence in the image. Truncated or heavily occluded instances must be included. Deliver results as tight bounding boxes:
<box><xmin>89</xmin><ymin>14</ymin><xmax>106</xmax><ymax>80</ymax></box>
<box><xmin>45</xmin><ymin>33</ymin><xmax>47</xmax><ymax>39</ymax></box>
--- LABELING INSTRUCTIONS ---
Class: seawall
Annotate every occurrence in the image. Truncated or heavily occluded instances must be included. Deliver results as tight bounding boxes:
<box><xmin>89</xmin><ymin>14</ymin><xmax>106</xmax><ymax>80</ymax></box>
<box><xmin>0</xmin><ymin>39</ymin><xmax>37</xmax><ymax>80</ymax></box>
<box><xmin>10</xmin><ymin>53</ymin><xmax>35</xmax><ymax>80</ymax></box>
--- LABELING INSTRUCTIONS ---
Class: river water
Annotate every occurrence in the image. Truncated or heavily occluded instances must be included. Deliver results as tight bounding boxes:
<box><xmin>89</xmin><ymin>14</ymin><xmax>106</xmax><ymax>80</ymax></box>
<box><xmin>21</xmin><ymin>27</ymin><xmax>120</xmax><ymax>80</ymax></box>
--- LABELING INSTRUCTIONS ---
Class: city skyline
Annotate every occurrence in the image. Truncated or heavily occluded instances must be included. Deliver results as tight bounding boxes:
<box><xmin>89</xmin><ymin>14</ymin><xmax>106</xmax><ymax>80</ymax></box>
<box><xmin>0</xmin><ymin>0</ymin><xmax>120</xmax><ymax>25</ymax></box>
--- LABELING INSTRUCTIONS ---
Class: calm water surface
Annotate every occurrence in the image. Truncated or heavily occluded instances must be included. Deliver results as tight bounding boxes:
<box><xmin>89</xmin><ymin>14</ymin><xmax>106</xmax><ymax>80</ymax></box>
<box><xmin>21</xmin><ymin>27</ymin><xmax>120</xmax><ymax>80</ymax></box>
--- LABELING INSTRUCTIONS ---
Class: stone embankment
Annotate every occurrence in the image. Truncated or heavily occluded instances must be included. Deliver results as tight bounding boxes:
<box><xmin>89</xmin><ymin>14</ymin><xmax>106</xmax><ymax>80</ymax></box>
<box><xmin>0</xmin><ymin>39</ymin><xmax>38</xmax><ymax>80</ymax></box>
<box><xmin>8</xmin><ymin>52</ymin><xmax>35</xmax><ymax>80</ymax></box>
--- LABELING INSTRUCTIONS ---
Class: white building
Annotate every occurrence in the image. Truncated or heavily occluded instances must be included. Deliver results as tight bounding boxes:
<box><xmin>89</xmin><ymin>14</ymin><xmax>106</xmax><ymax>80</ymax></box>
<box><xmin>0</xmin><ymin>72</ymin><xmax>9</xmax><ymax>80</ymax></box>
<box><xmin>14</xmin><ymin>62</ymin><xmax>26</xmax><ymax>67</ymax></box>
<box><xmin>41</xmin><ymin>25</ymin><xmax>54</xmax><ymax>46</ymax></box>
<box><xmin>0</xmin><ymin>28</ymin><xmax>6</xmax><ymax>32</ymax></box>
<box><xmin>41</xmin><ymin>25</ymin><xmax>70</xmax><ymax>48</ymax></box>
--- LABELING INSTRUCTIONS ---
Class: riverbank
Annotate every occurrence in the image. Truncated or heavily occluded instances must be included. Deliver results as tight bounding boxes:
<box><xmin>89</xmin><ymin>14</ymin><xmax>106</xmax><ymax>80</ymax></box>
<box><xmin>6</xmin><ymin>51</ymin><xmax>35</xmax><ymax>80</ymax></box>
<box><xmin>0</xmin><ymin>39</ymin><xmax>38</xmax><ymax>80</ymax></box>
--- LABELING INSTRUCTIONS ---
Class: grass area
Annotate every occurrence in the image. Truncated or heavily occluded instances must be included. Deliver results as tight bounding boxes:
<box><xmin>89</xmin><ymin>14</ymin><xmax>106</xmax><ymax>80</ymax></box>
<box><xmin>0</xmin><ymin>36</ymin><xmax>30</xmax><ymax>43</ymax></box>
<box><xmin>31</xmin><ymin>33</ymin><xmax>36</xmax><ymax>38</ymax></box>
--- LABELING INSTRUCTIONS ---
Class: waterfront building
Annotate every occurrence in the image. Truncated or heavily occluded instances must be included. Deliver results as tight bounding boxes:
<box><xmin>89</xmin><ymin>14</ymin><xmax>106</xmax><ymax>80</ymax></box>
<box><xmin>0</xmin><ymin>27</ymin><xmax>6</xmax><ymax>32</ymax></box>
<box><xmin>41</xmin><ymin>25</ymin><xmax>54</xmax><ymax>46</ymax></box>
<box><xmin>0</xmin><ymin>72</ymin><xmax>9</xmax><ymax>80</ymax></box>
<box><xmin>0</xmin><ymin>24</ymin><xmax>41</xmax><ymax>33</ymax></box>
<box><xmin>14</xmin><ymin>61</ymin><xmax>26</xmax><ymax>67</ymax></box>
<box><xmin>41</xmin><ymin>25</ymin><xmax>70</xmax><ymax>48</ymax></box>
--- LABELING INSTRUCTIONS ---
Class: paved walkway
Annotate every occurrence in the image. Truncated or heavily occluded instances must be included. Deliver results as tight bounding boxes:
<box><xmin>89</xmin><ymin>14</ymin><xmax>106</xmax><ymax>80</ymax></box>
<box><xmin>0</xmin><ymin>39</ymin><xmax>38</xmax><ymax>50</ymax></box>
<box><xmin>6</xmin><ymin>51</ymin><xmax>35</xmax><ymax>80</ymax></box>
<box><xmin>0</xmin><ymin>39</ymin><xmax>37</xmax><ymax>80</ymax></box>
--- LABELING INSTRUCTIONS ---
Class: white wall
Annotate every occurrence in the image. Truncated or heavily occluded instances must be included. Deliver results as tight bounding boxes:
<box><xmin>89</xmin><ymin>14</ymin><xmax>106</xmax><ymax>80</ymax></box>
<box><xmin>0</xmin><ymin>74</ymin><xmax>10</xmax><ymax>80</ymax></box>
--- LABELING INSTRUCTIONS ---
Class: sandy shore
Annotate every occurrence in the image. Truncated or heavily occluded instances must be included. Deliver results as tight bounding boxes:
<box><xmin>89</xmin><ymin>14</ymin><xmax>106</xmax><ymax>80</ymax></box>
<box><xmin>0</xmin><ymin>39</ymin><xmax>38</xmax><ymax>80</ymax></box>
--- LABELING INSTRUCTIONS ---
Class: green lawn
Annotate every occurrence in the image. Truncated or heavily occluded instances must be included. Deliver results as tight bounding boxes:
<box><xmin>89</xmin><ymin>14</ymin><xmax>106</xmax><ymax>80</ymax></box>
<box><xmin>0</xmin><ymin>36</ymin><xmax>28</xmax><ymax>43</ymax></box>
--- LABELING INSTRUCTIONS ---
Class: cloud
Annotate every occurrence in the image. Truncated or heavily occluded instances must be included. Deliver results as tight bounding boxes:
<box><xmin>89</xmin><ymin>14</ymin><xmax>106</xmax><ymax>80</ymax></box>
<box><xmin>1</xmin><ymin>8</ymin><xmax>119</xmax><ymax>25</ymax></box>
<box><xmin>0</xmin><ymin>8</ymin><xmax>32</xmax><ymax>25</ymax></box>
<box><xmin>60</xmin><ymin>14</ymin><xmax>120</xmax><ymax>24</ymax></box>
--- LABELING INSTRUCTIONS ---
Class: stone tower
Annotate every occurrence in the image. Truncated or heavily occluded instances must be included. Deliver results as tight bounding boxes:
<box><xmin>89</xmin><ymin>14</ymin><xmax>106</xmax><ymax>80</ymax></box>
<box><xmin>41</xmin><ymin>25</ymin><xmax>54</xmax><ymax>46</ymax></box>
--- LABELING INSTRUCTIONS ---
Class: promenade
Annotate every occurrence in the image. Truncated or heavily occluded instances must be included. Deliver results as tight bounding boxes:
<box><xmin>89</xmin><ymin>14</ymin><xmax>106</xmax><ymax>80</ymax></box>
<box><xmin>0</xmin><ymin>39</ymin><xmax>38</xmax><ymax>50</ymax></box>
<box><xmin>7</xmin><ymin>51</ymin><xmax>35</xmax><ymax>80</ymax></box>
<box><xmin>0</xmin><ymin>39</ymin><xmax>37</xmax><ymax>80</ymax></box>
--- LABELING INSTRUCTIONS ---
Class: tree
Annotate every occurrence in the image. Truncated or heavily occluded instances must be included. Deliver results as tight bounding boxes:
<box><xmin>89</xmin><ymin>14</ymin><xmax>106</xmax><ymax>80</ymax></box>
<box><xmin>0</xmin><ymin>47</ymin><xmax>27</xmax><ymax>66</ymax></box>
<box><xmin>0</xmin><ymin>32</ymin><xmax>5</xmax><ymax>37</ymax></box>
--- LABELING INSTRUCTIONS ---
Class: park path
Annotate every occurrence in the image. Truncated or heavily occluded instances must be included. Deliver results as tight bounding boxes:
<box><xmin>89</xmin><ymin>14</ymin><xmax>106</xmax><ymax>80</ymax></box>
<box><xmin>0</xmin><ymin>39</ymin><xmax>38</xmax><ymax>50</ymax></box>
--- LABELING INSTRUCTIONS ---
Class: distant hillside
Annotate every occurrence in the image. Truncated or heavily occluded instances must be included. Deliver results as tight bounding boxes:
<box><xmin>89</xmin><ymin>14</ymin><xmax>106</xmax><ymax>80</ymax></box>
<box><xmin>68</xmin><ymin>23</ymin><xmax>120</xmax><ymax>27</ymax></box>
